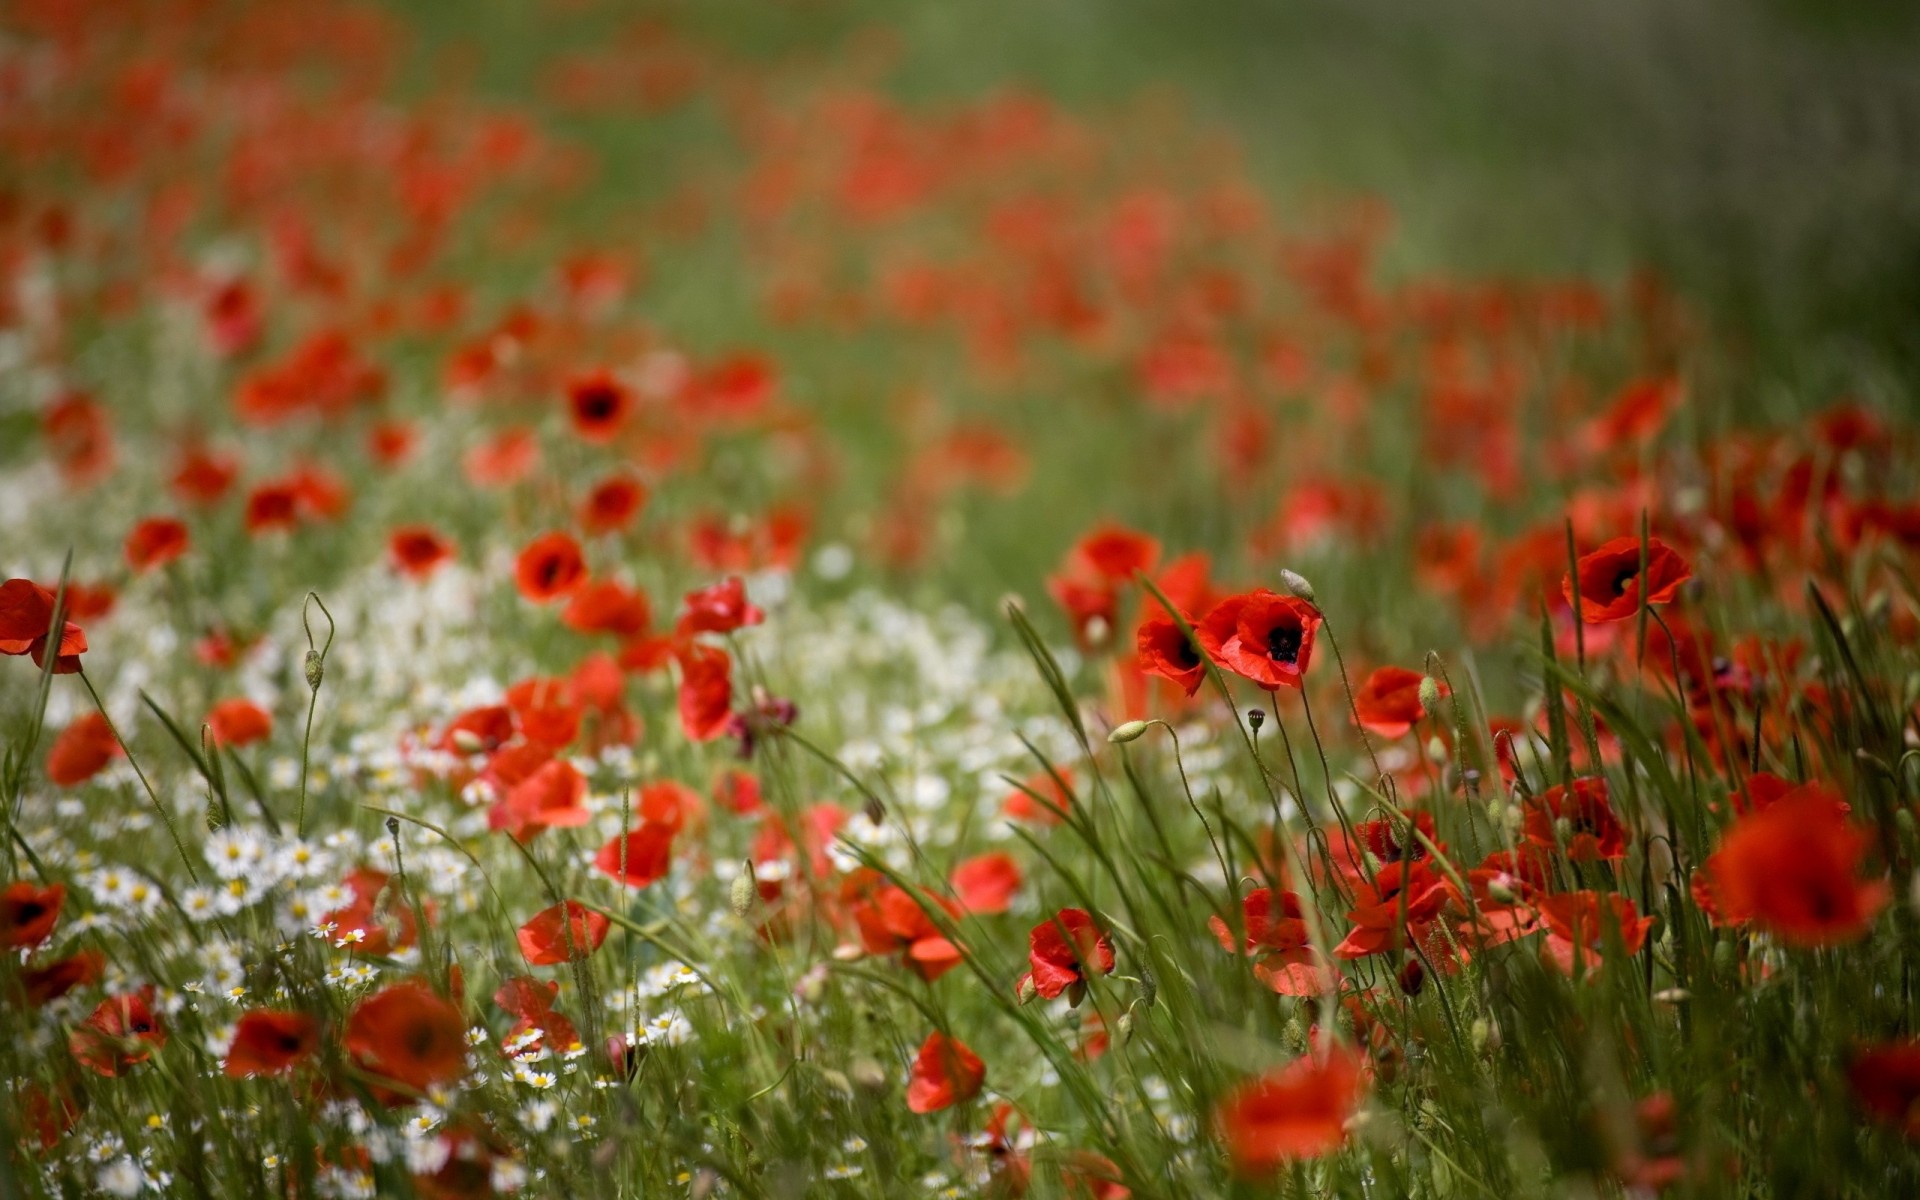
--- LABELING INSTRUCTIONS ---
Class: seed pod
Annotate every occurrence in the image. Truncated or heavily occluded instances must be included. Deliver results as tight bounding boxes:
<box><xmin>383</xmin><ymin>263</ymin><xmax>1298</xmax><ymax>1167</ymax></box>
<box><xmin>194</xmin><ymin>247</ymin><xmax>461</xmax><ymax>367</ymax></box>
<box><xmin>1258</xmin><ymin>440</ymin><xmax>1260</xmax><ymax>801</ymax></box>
<box><xmin>1108</xmin><ymin>720</ymin><xmax>1151</xmax><ymax>745</ymax></box>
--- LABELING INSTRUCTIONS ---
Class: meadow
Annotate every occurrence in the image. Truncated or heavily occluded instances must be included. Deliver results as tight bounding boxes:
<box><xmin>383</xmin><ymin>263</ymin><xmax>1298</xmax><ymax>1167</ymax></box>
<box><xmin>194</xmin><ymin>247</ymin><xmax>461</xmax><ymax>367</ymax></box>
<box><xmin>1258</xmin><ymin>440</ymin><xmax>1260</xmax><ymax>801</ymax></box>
<box><xmin>4</xmin><ymin>1</ymin><xmax>1920</xmax><ymax>1196</ymax></box>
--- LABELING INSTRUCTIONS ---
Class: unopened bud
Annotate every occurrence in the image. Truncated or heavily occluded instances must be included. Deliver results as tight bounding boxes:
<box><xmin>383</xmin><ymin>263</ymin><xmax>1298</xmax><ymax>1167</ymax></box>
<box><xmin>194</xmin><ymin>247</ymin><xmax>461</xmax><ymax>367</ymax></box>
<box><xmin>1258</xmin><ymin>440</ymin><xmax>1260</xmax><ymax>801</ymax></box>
<box><xmin>1108</xmin><ymin>720</ymin><xmax>1151</xmax><ymax>745</ymax></box>
<box><xmin>1417</xmin><ymin>675</ymin><xmax>1441</xmax><ymax>713</ymax></box>
<box><xmin>206</xmin><ymin>796</ymin><xmax>226</xmax><ymax>833</ymax></box>
<box><xmin>730</xmin><ymin>864</ymin><xmax>757</xmax><ymax>917</ymax></box>
<box><xmin>1470</xmin><ymin>1018</ymin><xmax>1490</xmax><ymax>1052</ymax></box>
<box><xmin>1712</xmin><ymin>938</ymin><xmax>1736</xmax><ymax>974</ymax></box>
<box><xmin>849</xmin><ymin>1057</ymin><xmax>887</xmax><ymax>1093</ymax></box>
<box><xmin>304</xmin><ymin>649</ymin><xmax>324</xmax><ymax>691</ymax></box>
<box><xmin>1425</xmin><ymin>736</ymin><xmax>1447</xmax><ymax>764</ymax></box>
<box><xmin>1486</xmin><ymin>879</ymin><xmax>1517</xmax><ymax>905</ymax></box>
<box><xmin>820</xmin><ymin>1068</ymin><xmax>853</xmax><ymax>1097</ymax></box>
<box><xmin>1138</xmin><ymin>965</ymin><xmax>1158</xmax><ymax>1009</ymax></box>
<box><xmin>1278</xmin><ymin>568</ymin><xmax>1316</xmax><ymax>603</ymax></box>
<box><xmin>1116</xmin><ymin>1011</ymin><xmax>1135</xmax><ymax>1045</ymax></box>
<box><xmin>1016</xmin><ymin>975</ymin><xmax>1038</xmax><ymax>1006</ymax></box>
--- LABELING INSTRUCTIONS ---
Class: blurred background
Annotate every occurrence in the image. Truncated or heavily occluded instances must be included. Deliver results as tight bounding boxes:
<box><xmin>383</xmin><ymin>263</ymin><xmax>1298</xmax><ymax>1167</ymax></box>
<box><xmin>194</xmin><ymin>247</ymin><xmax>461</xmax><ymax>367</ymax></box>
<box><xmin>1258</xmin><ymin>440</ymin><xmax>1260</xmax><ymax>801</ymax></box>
<box><xmin>413</xmin><ymin>0</ymin><xmax>1920</xmax><ymax>406</ymax></box>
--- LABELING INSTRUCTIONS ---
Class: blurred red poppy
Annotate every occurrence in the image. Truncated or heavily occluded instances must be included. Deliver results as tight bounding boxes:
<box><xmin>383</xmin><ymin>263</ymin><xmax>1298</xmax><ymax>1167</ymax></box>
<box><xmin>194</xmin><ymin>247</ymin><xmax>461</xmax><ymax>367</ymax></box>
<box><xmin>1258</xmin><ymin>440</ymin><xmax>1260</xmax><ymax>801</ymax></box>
<box><xmin>1135</xmin><ymin>612</ymin><xmax>1207</xmax><ymax>696</ymax></box>
<box><xmin>345</xmin><ymin>981</ymin><xmax>467</xmax><ymax>1092</ymax></box>
<box><xmin>124</xmin><ymin>517</ymin><xmax>189</xmax><ymax>573</ymax></box>
<box><xmin>566</xmin><ymin>369</ymin><xmax>634</xmax><ymax>442</ymax></box>
<box><xmin>1565</xmin><ymin>536</ymin><xmax>1690</xmax><ymax>623</ymax></box>
<box><xmin>907</xmin><ymin>1031</ymin><xmax>985</xmax><ymax>1113</ymax></box>
<box><xmin>1020</xmin><ymin>908</ymin><xmax>1114</xmax><ymax>999</ymax></box>
<box><xmin>1522</xmin><ymin>777</ymin><xmax>1628</xmax><ymax>863</ymax></box>
<box><xmin>676</xmin><ymin>576</ymin><xmax>763</xmax><ymax>636</ymax></box>
<box><xmin>389</xmin><ymin>525</ymin><xmax>455</xmax><ymax>579</ymax></box>
<box><xmin>1352</xmin><ymin>666</ymin><xmax>1441</xmax><ymax>738</ymax></box>
<box><xmin>515</xmin><ymin>532</ymin><xmax>587</xmax><ymax>603</ymax></box>
<box><xmin>207</xmin><ymin>698</ymin><xmax>273</xmax><ymax>747</ymax></box>
<box><xmin>951</xmin><ymin>852</ymin><xmax>1021</xmax><ymax>915</ymax></box>
<box><xmin>1</xmin><ymin>881</ymin><xmax>64</xmax><ymax>950</ymax></box>
<box><xmin>224</xmin><ymin>1009</ymin><xmax>320</xmax><ymax>1077</ymax></box>
<box><xmin>594</xmin><ymin>822</ymin><xmax>677</xmax><ymax>888</ymax></box>
<box><xmin>517</xmin><ymin>900</ymin><xmax>609</xmax><ymax>965</ymax></box>
<box><xmin>1216</xmin><ymin>1048</ymin><xmax>1365</xmax><ymax>1173</ymax></box>
<box><xmin>71</xmin><ymin>987</ymin><xmax>166</xmax><ymax>1077</ymax></box>
<box><xmin>1701</xmin><ymin>786</ymin><xmax>1887</xmax><ymax>946</ymax></box>
<box><xmin>46</xmin><ymin>713</ymin><xmax>120</xmax><ymax>787</ymax></box>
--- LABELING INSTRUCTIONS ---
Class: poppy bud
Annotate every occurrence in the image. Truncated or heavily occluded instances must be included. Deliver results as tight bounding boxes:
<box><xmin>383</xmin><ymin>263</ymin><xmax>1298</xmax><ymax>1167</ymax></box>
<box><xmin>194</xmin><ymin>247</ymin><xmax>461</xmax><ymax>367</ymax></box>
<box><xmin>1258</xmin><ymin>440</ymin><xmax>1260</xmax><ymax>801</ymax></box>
<box><xmin>1712</xmin><ymin>938</ymin><xmax>1736</xmax><ymax>974</ymax></box>
<box><xmin>206</xmin><ymin>795</ymin><xmax>226</xmax><ymax>833</ymax></box>
<box><xmin>1418</xmin><ymin>675</ymin><xmax>1441</xmax><ymax>713</ymax></box>
<box><xmin>1138</xmin><ymin>965</ymin><xmax>1158</xmax><ymax>1009</ymax></box>
<box><xmin>1486</xmin><ymin>878</ymin><xmax>1517</xmax><ymax>905</ymax></box>
<box><xmin>850</xmin><ymin>1057</ymin><xmax>887</xmax><ymax>1093</ymax></box>
<box><xmin>730</xmin><ymin>864</ymin><xmax>756</xmax><ymax>917</ymax></box>
<box><xmin>1896</xmin><ymin>808</ymin><xmax>1917</xmax><ymax>841</ymax></box>
<box><xmin>1470</xmin><ymin>1019</ymin><xmax>1490</xmax><ymax>1052</ymax></box>
<box><xmin>1278</xmin><ymin>568</ymin><xmax>1316</xmax><ymax>603</ymax></box>
<box><xmin>820</xmin><ymin>1068</ymin><xmax>853</xmax><ymax>1097</ymax></box>
<box><xmin>1067</xmin><ymin>980</ymin><xmax>1088</xmax><ymax>1010</ymax></box>
<box><xmin>1654</xmin><ymin>988</ymin><xmax>1690</xmax><ymax>1006</ymax></box>
<box><xmin>1108</xmin><ymin>720</ymin><xmax>1151</xmax><ymax>745</ymax></box>
<box><xmin>1016</xmin><ymin>976</ymin><xmax>1038</xmax><ymax>1006</ymax></box>
<box><xmin>304</xmin><ymin>649</ymin><xmax>323</xmax><ymax>691</ymax></box>
<box><xmin>1425</xmin><ymin>736</ymin><xmax>1447</xmax><ymax>764</ymax></box>
<box><xmin>1116</xmin><ymin>1011</ymin><xmax>1135</xmax><ymax>1045</ymax></box>
<box><xmin>1396</xmin><ymin>958</ymin><xmax>1426</xmax><ymax>996</ymax></box>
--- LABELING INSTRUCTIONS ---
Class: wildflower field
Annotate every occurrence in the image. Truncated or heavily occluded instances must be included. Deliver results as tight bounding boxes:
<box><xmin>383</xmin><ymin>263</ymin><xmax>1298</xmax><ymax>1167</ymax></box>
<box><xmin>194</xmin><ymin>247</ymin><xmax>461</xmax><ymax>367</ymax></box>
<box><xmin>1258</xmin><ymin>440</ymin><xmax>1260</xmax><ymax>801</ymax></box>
<box><xmin>7</xmin><ymin>1</ymin><xmax>1920</xmax><ymax>1196</ymax></box>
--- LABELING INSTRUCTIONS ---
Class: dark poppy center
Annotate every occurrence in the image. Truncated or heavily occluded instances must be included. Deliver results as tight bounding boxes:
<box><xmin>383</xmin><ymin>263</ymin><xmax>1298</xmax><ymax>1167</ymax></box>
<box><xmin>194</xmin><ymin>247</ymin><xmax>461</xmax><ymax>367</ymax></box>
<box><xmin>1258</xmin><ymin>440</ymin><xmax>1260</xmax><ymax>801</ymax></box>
<box><xmin>1266</xmin><ymin>622</ymin><xmax>1302</xmax><ymax>664</ymax></box>
<box><xmin>578</xmin><ymin>387</ymin><xmax>617</xmax><ymax>421</ymax></box>
<box><xmin>1608</xmin><ymin>564</ymin><xmax>1639</xmax><ymax>599</ymax></box>
<box><xmin>404</xmin><ymin>1022</ymin><xmax>441</xmax><ymax>1059</ymax></box>
<box><xmin>1172</xmin><ymin>640</ymin><xmax>1201</xmax><ymax>669</ymax></box>
<box><xmin>276</xmin><ymin>1031</ymin><xmax>306</xmax><ymax>1053</ymax></box>
<box><xmin>14</xmin><ymin>901</ymin><xmax>46</xmax><ymax>923</ymax></box>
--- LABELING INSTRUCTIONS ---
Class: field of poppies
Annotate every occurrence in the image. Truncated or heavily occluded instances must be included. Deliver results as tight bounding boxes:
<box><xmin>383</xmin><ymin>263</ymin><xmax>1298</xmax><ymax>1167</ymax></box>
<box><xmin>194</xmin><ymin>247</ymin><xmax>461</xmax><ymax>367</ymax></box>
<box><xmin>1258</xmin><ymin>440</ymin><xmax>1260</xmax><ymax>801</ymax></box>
<box><xmin>6</xmin><ymin>2</ymin><xmax>1920</xmax><ymax>1197</ymax></box>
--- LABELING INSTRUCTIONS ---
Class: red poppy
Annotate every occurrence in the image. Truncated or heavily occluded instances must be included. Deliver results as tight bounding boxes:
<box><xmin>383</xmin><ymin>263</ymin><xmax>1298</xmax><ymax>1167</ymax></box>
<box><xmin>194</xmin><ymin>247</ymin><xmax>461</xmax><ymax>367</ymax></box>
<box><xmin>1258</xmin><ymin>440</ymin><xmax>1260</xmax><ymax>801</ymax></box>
<box><xmin>1850</xmin><ymin>1041</ymin><xmax>1920</xmax><ymax>1138</ymax></box>
<box><xmin>124</xmin><ymin>517</ymin><xmax>189</xmax><ymax>573</ymax></box>
<box><xmin>494</xmin><ymin>975</ymin><xmax>580</xmax><ymax>1056</ymax></box>
<box><xmin>367</xmin><ymin>420</ymin><xmax>418</xmax><ymax>467</ymax></box>
<box><xmin>0</xmin><ymin>578</ymin><xmax>87</xmax><ymax>672</ymax></box>
<box><xmin>243</xmin><ymin>482</ymin><xmax>302</xmax><ymax>535</ymax></box>
<box><xmin>1</xmin><ymin>881</ymin><xmax>64</xmax><ymax>950</ymax></box>
<box><xmin>1564</xmin><ymin>536</ymin><xmax>1691</xmax><ymax>623</ymax></box>
<box><xmin>1538</xmin><ymin>890</ymin><xmax>1654</xmax><ymax>976</ymax></box>
<box><xmin>345</xmin><ymin>981</ymin><xmax>467</xmax><ymax>1092</ymax></box>
<box><xmin>1216</xmin><ymin>1048</ymin><xmax>1366</xmax><ymax>1173</ymax></box>
<box><xmin>677</xmin><ymin>576</ymin><xmax>764</xmax><ymax>636</ymax></box>
<box><xmin>517</xmin><ymin>900</ymin><xmax>609</xmax><ymax>965</ymax></box>
<box><xmin>1209</xmin><ymin>888</ymin><xmax>1334</xmax><ymax>996</ymax></box>
<box><xmin>505</xmin><ymin>678</ymin><xmax>585</xmax><ymax>748</ymax></box>
<box><xmin>465</xmin><ymin>427</ymin><xmax>540</xmax><ymax>488</ymax></box>
<box><xmin>71</xmin><ymin>987</ymin><xmax>166</xmax><ymax>1077</ymax></box>
<box><xmin>1197</xmin><ymin>590</ymin><xmax>1321</xmax><ymax>691</ymax></box>
<box><xmin>46</xmin><ymin>713</ymin><xmax>120</xmax><ymax>787</ymax></box>
<box><xmin>440</xmin><ymin>705</ymin><xmax>516</xmax><ymax>755</ymax></box>
<box><xmin>515</xmin><ymin>532</ymin><xmax>588</xmax><ymax>603</ymax></box>
<box><xmin>580</xmin><ymin>473</ymin><xmax>649</xmax><ymax>535</ymax></box>
<box><xmin>1073</xmin><ymin>525</ymin><xmax>1160</xmax><ymax>582</ymax></box>
<box><xmin>1135</xmin><ymin>612</ymin><xmax>1207</xmax><ymax>696</ymax></box>
<box><xmin>1020</xmin><ymin>908</ymin><xmax>1114</xmax><ymax>999</ymax></box>
<box><xmin>207</xmin><ymin>698</ymin><xmax>273</xmax><ymax>747</ymax></box>
<box><xmin>951</xmin><ymin>852</ymin><xmax>1022</xmax><ymax>915</ymax></box>
<box><xmin>171</xmin><ymin>446</ymin><xmax>238</xmax><ymax>506</ymax></box>
<box><xmin>843</xmin><ymin>871</ymin><xmax>964</xmax><ymax>981</ymax></box>
<box><xmin>1352</xmin><ymin>667</ymin><xmax>1441</xmax><ymax>738</ymax></box>
<box><xmin>487</xmin><ymin>758</ymin><xmax>591</xmax><ymax>841</ymax></box>
<box><xmin>566</xmin><ymin>369</ymin><xmax>634</xmax><ymax>443</ymax></box>
<box><xmin>907</xmin><ymin>1031</ymin><xmax>986</xmax><ymax>1114</ymax></box>
<box><xmin>715</xmin><ymin>769</ymin><xmax>763</xmax><ymax>815</ymax></box>
<box><xmin>1522</xmin><ymin>777</ymin><xmax>1628</xmax><ymax>862</ymax></box>
<box><xmin>562</xmin><ymin>579</ymin><xmax>652</xmax><ymax>637</ymax></box>
<box><xmin>389</xmin><ymin>525</ymin><xmax>455</xmax><ymax>579</ymax></box>
<box><xmin>1334</xmin><ymin>860</ymin><xmax>1457</xmax><ymax>960</ymax></box>
<box><xmin>594</xmin><ymin>822</ymin><xmax>677</xmax><ymax>888</ymax></box>
<box><xmin>20</xmin><ymin>948</ymin><xmax>104</xmax><ymax>1006</ymax></box>
<box><xmin>675</xmin><ymin>641</ymin><xmax>734</xmax><ymax>742</ymax></box>
<box><xmin>1003</xmin><ymin>768</ymin><xmax>1075</xmax><ymax>825</ymax></box>
<box><xmin>1700</xmin><ymin>787</ymin><xmax>1887</xmax><ymax>946</ymax></box>
<box><xmin>224</xmin><ymin>1009</ymin><xmax>321</xmax><ymax>1077</ymax></box>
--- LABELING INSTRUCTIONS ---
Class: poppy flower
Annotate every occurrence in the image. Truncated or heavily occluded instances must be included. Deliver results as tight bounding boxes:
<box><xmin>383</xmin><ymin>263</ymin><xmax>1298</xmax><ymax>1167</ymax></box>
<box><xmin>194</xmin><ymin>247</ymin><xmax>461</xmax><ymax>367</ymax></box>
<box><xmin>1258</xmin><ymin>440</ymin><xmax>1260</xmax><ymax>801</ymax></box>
<box><xmin>0</xmin><ymin>578</ymin><xmax>87</xmax><ymax>672</ymax></box>
<box><xmin>517</xmin><ymin>900</ymin><xmax>609</xmax><ymax>966</ymax></box>
<box><xmin>487</xmin><ymin>758</ymin><xmax>591</xmax><ymax>841</ymax></box>
<box><xmin>494</xmin><ymin>975</ymin><xmax>579</xmax><ymax>1056</ymax></box>
<box><xmin>1215</xmin><ymin>1048</ymin><xmax>1366</xmax><ymax>1173</ymax></box>
<box><xmin>843</xmin><ymin>871</ymin><xmax>965</xmax><ymax>980</ymax></box>
<box><xmin>124</xmin><ymin>517</ymin><xmax>189</xmax><ymax>573</ymax></box>
<box><xmin>1699</xmin><ymin>787</ymin><xmax>1887</xmax><ymax>945</ymax></box>
<box><xmin>1538</xmin><ymin>890</ymin><xmax>1654</xmax><ymax>976</ymax></box>
<box><xmin>580</xmin><ymin>473</ymin><xmax>648</xmax><ymax>535</ymax></box>
<box><xmin>677</xmin><ymin>576</ymin><xmax>764</xmax><ymax>636</ymax></box>
<box><xmin>594</xmin><ymin>822</ymin><xmax>677</xmax><ymax>888</ymax></box>
<box><xmin>1564</xmin><ymin>536</ymin><xmax>1691</xmax><ymax>623</ymax></box>
<box><xmin>224</xmin><ymin>1009</ymin><xmax>321</xmax><ymax>1077</ymax></box>
<box><xmin>1135</xmin><ymin>612</ymin><xmax>1207</xmax><ymax>696</ymax></box>
<box><xmin>1209</xmin><ymin>888</ymin><xmax>1335</xmax><ymax>996</ymax></box>
<box><xmin>367</xmin><ymin>419</ymin><xmax>418</xmax><ymax>467</ymax></box>
<box><xmin>71</xmin><ymin>987</ymin><xmax>167</xmax><ymax>1077</ymax></box>
<box><xmin>1003</xmin><ymin>769</ymin><xmax>1074</xmax><ymax>825</ymax></box>
<box><xmin>46</xmin><ymin>713</ymin><xmax>119</xmax><ymax>787</ymax></box>
<box><xmin>440</xmin><ymin>705</ymin><xmax>516</xmax><ymax>755</ymax></box>
<box><xmin>1522</xmin><ymin>777</ymin><xmax>1628</xmax><ymax>862</ymax></box>
<box><xmin>1334</xmin><ymin>860</ymin><xmax>1457</xmax><ymax>960</ymax></box>
<box><xmin>515</xmin><ymin>532</ymin><xmax>587</xmax><ymax>603</ymax></box>
<box><xmin>907</xmin><ymin>1031</ymin><xmax>986</xmax><ymax>1114</ymax></box>
<box><xmin>675</xmin><ymin>641</ymin><xmax>734</xmax><ymax>742</ymax></box>
<box><xmin>1198</xmin><ymin>590</ymin><xmax>1321</xmax><ymax>691</ymax></box>
<box><xmin>389</xmin><ymin>525</ymin><xmax>455</xmax><ymax>579</ymax></box>
<box><xmin>20</xmin><ymin>948</ymin><xmax>104</xmax><ymax>1006</ymax></box>
<box><xmin>206</xmin><ymin>698</ymin><xmax>273</xmax><ymax>747</ymax></box>
<box><xmin>1073</xmin><ymin>525</ymin><xmax>1160</xmax><ymax>582</ymax></box>
<box><xmin>345</xmin><ymin>981</ymin><xmax>467</xmax><ymax>1092</ymax></box>
<box><xmin>171</xmin><ymin>446</ymin><xmax>238</xmax><ymax>505</ymax></box>
<box><xmin>1</xmin><ymin>881</ymin><xmax>64</xmax><ymax>950</ymax></box>
<box><xmin>1849</xmin><ymin>1041</ymin><xmax>1920</xmax><ymax>1138</ymax></box>
<box><xmin>951</xmin><ymin>852</ymin><xmax>1022</xmax><ymax>915</ymax></box>
<box><xmin>465</xmin><ymin>427</ymin><xmax>539</xmax><ymax>488</ymax></box>
<box><xmin>1020</xmin><ymin>908</ymin><xmax>1114</xmax><ymax>1000</ymax></box>
<box><xmin>1352</xmin><ymin>666</ymin><xmax>1442</xmax><ymax>738</ymax></box>
<box><xmin>562</xmin><ymin>579</ymin><xmax>652</xmax><ymax>637</ymax></box>
<box><xmin>566</xmin><ymin>369</ymin><xmax>634</xmax><ymax>442</ymax></box>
